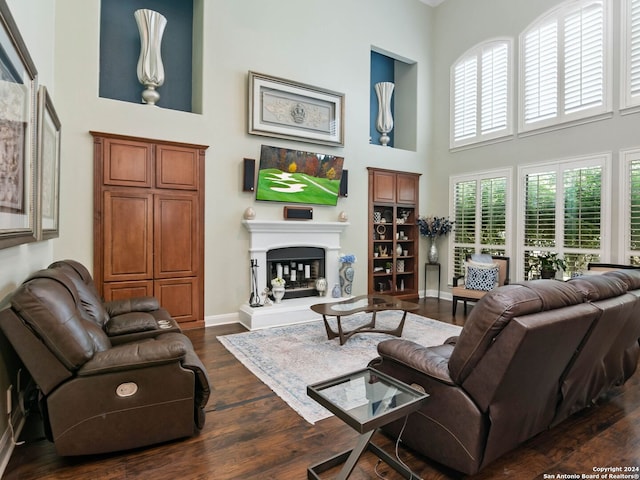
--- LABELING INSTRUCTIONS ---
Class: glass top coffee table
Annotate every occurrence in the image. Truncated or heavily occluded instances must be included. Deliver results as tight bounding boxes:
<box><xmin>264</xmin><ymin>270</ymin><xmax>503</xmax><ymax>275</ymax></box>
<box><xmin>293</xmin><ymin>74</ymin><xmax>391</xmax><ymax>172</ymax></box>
<box><xmin>310</xmin><ymin>294</ymin><xmax>419</xmax><ymax>345</ymax></box>
<box><xmin>307</xmin><ymin>367</ymin><xmax>429</xmax><ymax>479</ymax></box>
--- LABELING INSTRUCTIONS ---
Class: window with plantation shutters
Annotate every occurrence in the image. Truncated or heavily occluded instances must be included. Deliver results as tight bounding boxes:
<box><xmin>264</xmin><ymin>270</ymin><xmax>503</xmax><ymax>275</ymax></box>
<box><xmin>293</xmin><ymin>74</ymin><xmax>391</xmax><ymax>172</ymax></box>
<box><xmin>622</xmin><ymin>0</ymin><xmax>640</xmax><ymax>109</ymax></box>
<box><xmin>451</xmin><ymin>40</ymin><xmax>512</xmax><ymax>148</ymax></box>
<box><xmin>450</xmin><ymin>171</ymin><xmax>511</xmax><ymax>278</ymax></box>
<box><xmin>520</xmin><ymin>0</ymin><xmax>610</xmax><ymax>132</ymax></box>
<box><xmin>519</xmin><ymin>154</ymin><xmax>610</xmax><ymax>280</ymax></box>
<box><xmin>621</xmin><ymin>148</ymin><xmax>640</xmax><ymax>265</ymax></box>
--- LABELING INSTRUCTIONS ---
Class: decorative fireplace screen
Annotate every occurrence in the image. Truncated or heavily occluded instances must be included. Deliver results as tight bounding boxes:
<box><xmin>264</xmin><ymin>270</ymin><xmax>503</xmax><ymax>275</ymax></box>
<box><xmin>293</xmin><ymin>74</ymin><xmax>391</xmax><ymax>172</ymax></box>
<box><xmin>266</xmin><ymin>246</ymin><xmax>325</xmax><ymax>300</ymax></box>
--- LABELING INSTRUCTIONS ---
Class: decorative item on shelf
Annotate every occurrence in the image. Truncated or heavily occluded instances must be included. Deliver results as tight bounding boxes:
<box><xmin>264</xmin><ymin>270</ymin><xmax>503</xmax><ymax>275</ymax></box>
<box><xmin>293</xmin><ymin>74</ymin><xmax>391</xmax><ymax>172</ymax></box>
<box><xmin>400</xmin><ymin>279</ymin><xmax>405</xmax><ymax>291</ymax></box>
<box><xmin>338</xmin><ymin>211</ymin><xmax>348</xmax><ymax>222</ymax></box>
<box><xmin>396</xmin><ymin>243</ymin><xmax>403</xmax><ymax>257</ymax></box>
<box><xmin>418</xmin><ymin>215</ymin><xmax>454</xmax><ymax>264</ymax></box>
<box><xmin>397</xmin><ymin>260</ymin><xmax>405</xmax><ymax>272</ymax></box>
<box><xmin>530</xmin><ymin>252</ymin><xmax>567</xmax><ymax>279</ymax></box>
<box><xmin>373</xmin><ymin>211</ymin><xmax>382</xmax><ymax>223</ymax></box>
<box><xmin>376</xmin><ymin>224</ymin><xmax>387</xmax><ymax>240</ymax></box>
<box><xmin>385</xmin><ymin>262</ymin><xmax>393</xmax><ymax>274</ymax></box>
<box><xmin>270</xmin><ymin>277</ymin><xmax>286</xmax><ymax>303</ymax></box>
<box><xmin>249</xmin><ymin>259</ymin><xmax>262</xmax><ymax>307</ymax></box>
<box><xmin>338</xmin><ymin>253</ymin><xmax>356</xmax><ymax>297</ymax></box>
<box><xmin>315</xmin><ymin>277</ymin><xmax>327</xmax><ymax>296</ymax></box>
<box><xmin>134</xmin><ymin>9</ymin><xmax>167</xmax><ymax>105</ymax></box>
<box><xmin>243</xmin><ymin>207</ymin><xmax>256</xmax><ymax>220</ymax></box>
<box><xmin>331</xmin><ymin>283</ymin><xmax>341</xmax><ymax>298</ymax></box>
<box><xmin>374</xmin><ymin>81</ymin><xmax>395</xmax><ymax>146</ymax></box>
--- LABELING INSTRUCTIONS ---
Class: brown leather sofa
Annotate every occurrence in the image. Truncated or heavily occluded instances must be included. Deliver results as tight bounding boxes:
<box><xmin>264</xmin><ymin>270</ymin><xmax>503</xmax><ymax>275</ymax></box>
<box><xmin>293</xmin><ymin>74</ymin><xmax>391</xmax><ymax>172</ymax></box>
<box><xmin>370</xmin><ymin>272</ymin><xmax>640</xmax><ymax>475</ymax></box>
<box><xmin>0</xmin><ymin>266</ymin><xmax>210</xmax><ymax>456</ymax></box>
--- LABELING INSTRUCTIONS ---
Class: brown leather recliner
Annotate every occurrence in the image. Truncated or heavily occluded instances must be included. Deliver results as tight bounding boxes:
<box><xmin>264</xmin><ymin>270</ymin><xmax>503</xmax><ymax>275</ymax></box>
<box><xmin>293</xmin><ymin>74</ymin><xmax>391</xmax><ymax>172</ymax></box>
<box><xmin>0</xmin><ymin>268</ymin><xmax>210</xmax><ymax>456</ymax></box>
<box><xmin>48</xmin><ymin>259</ymin><xmax>181</xmax><ymax>344</ymax></box>
<box><xmin>370</xmin><ymin>275</ymin><xmax>640</xmax><ymax>475</ymax></box>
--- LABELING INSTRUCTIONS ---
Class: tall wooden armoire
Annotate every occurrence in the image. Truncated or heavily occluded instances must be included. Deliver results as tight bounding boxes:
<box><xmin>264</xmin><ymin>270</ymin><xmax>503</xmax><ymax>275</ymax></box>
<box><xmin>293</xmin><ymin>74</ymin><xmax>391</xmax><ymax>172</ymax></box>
<box><xmin>92</xmin><ymin>132</ymin><xmax>208</xmax><ymax>329</ymax></box>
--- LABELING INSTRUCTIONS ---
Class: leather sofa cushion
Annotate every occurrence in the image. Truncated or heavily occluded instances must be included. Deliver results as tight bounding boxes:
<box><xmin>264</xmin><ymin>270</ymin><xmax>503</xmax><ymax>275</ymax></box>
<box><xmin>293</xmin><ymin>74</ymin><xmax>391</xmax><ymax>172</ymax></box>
<box><xmin>105</xmin><ymin>296</ymin><xmax>160</xmax><ymax>316</ymax></box>
<box><xmin>602</xmin><ymin>269</ymin><xmax>640</xmax><ymax>291</ymax></box>
<box><xmin>449</xmin><ymin>281</ymin><xmax>584</xmax><ymax>384</ymax></box>
<box><xmin>567</xmin><ymin>274</ymin><xmax>628</xmax><ymax>301</ymax></box>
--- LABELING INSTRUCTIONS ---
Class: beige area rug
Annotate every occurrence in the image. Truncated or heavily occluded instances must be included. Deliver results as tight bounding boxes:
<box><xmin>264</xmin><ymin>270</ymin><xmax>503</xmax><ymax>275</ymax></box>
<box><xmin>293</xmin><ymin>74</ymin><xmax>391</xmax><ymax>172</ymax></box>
<box><xmin>218</xmin><ymin>311</ymin><xmax>462</xmax><ymax>424</ymax></box>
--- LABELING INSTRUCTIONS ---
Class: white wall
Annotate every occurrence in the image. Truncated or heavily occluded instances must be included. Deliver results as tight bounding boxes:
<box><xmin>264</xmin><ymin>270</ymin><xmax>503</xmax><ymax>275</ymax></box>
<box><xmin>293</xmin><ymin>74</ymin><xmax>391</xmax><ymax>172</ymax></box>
<box><xmin>52</xmin><ymin>0</ymin><xmax>435</xmax><ymax>321</ymax></box>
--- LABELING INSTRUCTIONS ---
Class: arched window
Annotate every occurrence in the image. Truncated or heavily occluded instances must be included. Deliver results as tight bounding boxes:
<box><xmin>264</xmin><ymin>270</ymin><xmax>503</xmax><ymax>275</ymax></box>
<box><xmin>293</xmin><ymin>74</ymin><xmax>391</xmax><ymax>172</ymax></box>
<box><xmin>450</xmin><ymin>39</ymin><xmax>513</xmax><ymax>148</ymax></box>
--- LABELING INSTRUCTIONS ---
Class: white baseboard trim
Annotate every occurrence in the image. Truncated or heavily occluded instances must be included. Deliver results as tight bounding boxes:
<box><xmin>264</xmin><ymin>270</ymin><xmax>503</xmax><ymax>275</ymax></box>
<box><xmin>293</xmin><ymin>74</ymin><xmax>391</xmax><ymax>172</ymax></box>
<box><xmin>205</xmin><ymin>311</ymin><xmax>241</xmax><ymax>328</ymax></box>
<box><xmin>0</xmin><ymin>409</ymin><xmax>25</xmax><ymax>478</ymax></box>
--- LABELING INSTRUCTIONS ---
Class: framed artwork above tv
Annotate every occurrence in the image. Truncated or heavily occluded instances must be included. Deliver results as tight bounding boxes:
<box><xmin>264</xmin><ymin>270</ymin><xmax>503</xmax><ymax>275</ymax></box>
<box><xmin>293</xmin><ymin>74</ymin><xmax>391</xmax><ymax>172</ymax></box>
<box><xmin>256</xmin><ymin>145</ymin><xmax>344</xmax><ymax>207</ymax></box>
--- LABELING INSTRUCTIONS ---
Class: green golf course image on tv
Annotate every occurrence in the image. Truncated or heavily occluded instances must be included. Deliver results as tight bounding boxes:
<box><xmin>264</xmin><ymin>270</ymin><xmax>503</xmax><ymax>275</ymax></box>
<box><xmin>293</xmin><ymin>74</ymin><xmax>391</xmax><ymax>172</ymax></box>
<box><xmin>256</xmin><ymin>145</ymin><xmax>344</xmax><ymax>206</ymax></box>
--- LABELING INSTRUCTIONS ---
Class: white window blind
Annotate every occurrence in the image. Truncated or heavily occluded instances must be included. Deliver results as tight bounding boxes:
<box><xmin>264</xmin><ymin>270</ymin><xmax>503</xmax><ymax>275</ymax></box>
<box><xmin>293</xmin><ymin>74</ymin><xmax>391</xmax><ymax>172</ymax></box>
<box><xmin>621</xmin><ymin>148</ymin><xmax>640</xmax><ymax>265</ymax></box>
<box><xmin>453</xmin><ymin>58</ymin><xmax>477</xmax><ymax>141</ymax></box>
<box><xmin>520</xmin><ymin>155</ymin><xmax>609</xmax><ymax>279</ymax></box>
<box><xmin>622</xmin><ymin>0</ymin><xmax>640</xmax><ymax>108</ymax></box>
<box><xmin>451</xmin><ymin>40</ymin><xmax>511</xmax><ymax>148</ymax></box>
<box><xmin>524</xmin><ymin>171</ymin><xmax>557</xmax><ymax>247</ymax></box>
<box><xmin>450</xmin><ymin>171</ymin><xmax>511</xmax><ymax>277</ymax></box>
<box><xmin>523</xmin><ymin>21</ymin><xmax>558</xmax><ymax>123</ymax></box>
<box><xmin>563</xmin><ymin>166</ymin><xmax>602</xmax><ymax>248</ymax></box>
<box><xmin>630</xmin><ymin>159</ymin><xmax>640</xmax><ymax>253</ymax></box>
<box><xmin>564</xmin><ymin>3</ymin><xmax>604</xmax><ymax>113</ymax></box>
<box><xmin>521</xmin><ymin>0</ymin><xmax>608</xmax><ymax>131</ymax></box>
<box><xmin>481</xmin><ymin>43</ymin><xmax>509</xmax><ymax>134</ymax></box>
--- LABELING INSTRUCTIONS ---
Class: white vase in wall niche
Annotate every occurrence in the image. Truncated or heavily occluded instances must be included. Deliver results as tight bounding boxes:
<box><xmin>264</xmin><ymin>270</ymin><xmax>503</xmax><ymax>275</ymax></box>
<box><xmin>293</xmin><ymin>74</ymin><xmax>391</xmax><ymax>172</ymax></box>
<box><xmin>374</xmin><ymin>82</ymin><xmax>395</xmax><ymax>146</ymax></box>
<box><xmin>134</xmin><ymin>9</ymin><xmax>167</xmax><ymax>105</ymax></box>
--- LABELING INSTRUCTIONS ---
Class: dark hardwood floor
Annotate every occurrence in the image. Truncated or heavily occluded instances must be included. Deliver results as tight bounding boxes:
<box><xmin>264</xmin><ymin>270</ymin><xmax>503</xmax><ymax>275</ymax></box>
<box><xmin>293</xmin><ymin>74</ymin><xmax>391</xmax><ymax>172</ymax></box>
<box><xmin>3</xmin><ymin>298</ymin><xmax>640</xmax><ymax>479</ymax></box>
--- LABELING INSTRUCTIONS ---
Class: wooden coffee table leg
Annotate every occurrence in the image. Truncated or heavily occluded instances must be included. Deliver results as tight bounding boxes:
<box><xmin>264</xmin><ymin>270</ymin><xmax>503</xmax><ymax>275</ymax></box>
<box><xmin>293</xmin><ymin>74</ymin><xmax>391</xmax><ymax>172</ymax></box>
<box><xmin>321</xmin><ymin>315</ymin><xmax>338</xmax><ymax>341</ymax></box>
<box><xmin>388</xmin><ymin>310</ymin><xmax>408</xmax><ymax>337</ymax></box>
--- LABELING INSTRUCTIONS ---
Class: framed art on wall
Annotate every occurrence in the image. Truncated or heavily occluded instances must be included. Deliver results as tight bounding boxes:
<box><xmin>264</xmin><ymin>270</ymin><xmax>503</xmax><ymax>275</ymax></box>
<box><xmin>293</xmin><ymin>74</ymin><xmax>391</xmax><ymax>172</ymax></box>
<box><xmin>0</xmin><ymin>0</ymin><xmax>38</xmax><ymax>250</ymax></box>
<box><xmin>248</xmin><ymin>71</ymin><xmax>345</xmax><ymax>146</ymax></box>
<box><xmin>37</xmin><ymin>85</ymin><xmax>61</xmax><ymax>240</ymax></box>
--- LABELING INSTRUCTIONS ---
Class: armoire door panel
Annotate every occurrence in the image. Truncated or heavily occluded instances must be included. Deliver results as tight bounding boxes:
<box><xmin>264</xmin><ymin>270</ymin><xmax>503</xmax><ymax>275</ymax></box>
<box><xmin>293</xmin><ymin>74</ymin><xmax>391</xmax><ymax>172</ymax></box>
<box><xmin>155</xmin><ymin>277</ymin><xmax>199</xmax><ymax>324</ymax></box>
<box><xmin>372</xmin><ymin>170</ymin><xmax>396</xmax><ymax>203</ymax></box>
<box><xmin>103</xmin><ymin>190</ymin><xmax>153</xmax><ymax>280</ymax></box>
<box><xmin>103</xmin><ymin>139</ymin><xmax>153</xmax><ymax>187</ymax></box>
<box><xmin>156</xmin><ymin>145</ymin><xmax>199</xmax><ymax>190</ymax></box>
<box><xmin>103</xmin><ymin>281</ymin><xmax>154</xmax><ymax>302</ymax></box>
<box><xmin>397</xmin><ymin>173</ymin><xmax>418</xmax><ymax>204</ymax></box>
<box><xmin>154</xmin><ymin>193</ymin><xmax>199</xmax><ymax>278</ymax></box>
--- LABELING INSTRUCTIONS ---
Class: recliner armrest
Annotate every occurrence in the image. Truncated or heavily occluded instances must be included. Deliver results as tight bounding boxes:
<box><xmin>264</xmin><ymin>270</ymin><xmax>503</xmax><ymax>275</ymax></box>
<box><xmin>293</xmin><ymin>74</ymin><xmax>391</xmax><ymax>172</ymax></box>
<box><xmin>453</xmin><ymin>275</ymin><xmax>465</xmax><ymax>287</ymax></box>
<box><xmin>77</xmin><ymin>338</ymin><xmax>187</xmax><ymax>376</ymax></box>
<box><xmin>105</xmin><ymin>312</ymin><xmax>158</xmax><ymax>336</ymax></box>
<box><xmin>105</xmin><ymin>296</ymin><xmax>160</xmax><ymax>316</ymax></box>
<box><xmin>377</xmin><ymin>339</ymin><xmax>456</xmax><ymax>385</ymax></box>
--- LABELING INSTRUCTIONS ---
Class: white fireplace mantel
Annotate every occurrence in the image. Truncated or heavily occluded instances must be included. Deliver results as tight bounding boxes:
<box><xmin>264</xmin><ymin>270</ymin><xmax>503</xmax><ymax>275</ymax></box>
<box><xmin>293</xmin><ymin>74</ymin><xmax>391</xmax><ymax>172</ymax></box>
<box><xmin>240</xmin><ymin>219</ymin><xmax>349</xmax><ymax>329</ymax></box>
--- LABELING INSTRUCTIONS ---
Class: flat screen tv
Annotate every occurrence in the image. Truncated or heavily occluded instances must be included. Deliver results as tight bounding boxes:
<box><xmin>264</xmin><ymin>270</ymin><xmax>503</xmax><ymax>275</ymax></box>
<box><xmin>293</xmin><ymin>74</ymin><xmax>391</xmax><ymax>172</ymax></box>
<box><xmin>256</xmin><ymin>145</ymin><xmax>344</xmax><ymax>206</ymax></box>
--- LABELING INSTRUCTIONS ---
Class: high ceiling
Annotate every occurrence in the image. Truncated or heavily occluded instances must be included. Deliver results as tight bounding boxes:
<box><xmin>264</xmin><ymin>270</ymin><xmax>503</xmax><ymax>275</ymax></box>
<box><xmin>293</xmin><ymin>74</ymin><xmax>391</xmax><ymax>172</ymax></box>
<box><xmin>420</xmin><ymin>0</ymin><xmax>446</xmax><ymax>6</ymax></box>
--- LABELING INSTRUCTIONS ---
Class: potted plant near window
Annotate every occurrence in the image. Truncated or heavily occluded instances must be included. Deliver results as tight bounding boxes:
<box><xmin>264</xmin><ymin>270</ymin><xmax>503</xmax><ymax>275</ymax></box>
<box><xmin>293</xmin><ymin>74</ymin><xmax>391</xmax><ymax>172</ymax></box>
<box><xmin>536</xmin><ymin>252</ymin><xmax>567</xmax><ymax>279</ymax></box>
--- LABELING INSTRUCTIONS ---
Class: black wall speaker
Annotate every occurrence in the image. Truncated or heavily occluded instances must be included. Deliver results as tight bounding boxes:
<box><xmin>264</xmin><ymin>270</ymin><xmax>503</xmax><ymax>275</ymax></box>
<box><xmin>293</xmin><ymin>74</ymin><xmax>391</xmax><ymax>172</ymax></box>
<box><xmin>243</xmin><ymin>158</ymin><xmax>256</xmax><ymax>192</ymax></box>
<box><xmin>284</xmin><ymin>206</ymin><xmax>313</xmax><ymax>220</ymax></box>
<box><xmin>339</xmin><ymin>169</ymin><xmax>348</xmax><ymax>197</ymax></box>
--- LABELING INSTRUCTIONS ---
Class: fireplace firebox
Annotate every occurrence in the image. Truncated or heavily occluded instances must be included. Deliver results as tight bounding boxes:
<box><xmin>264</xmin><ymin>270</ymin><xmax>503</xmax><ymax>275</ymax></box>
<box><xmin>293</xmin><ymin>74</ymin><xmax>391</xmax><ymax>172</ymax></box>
<box><xmin>266</xmin><ymin>247</ymin><xmax>325</xmax><ymax>300</ymax></box>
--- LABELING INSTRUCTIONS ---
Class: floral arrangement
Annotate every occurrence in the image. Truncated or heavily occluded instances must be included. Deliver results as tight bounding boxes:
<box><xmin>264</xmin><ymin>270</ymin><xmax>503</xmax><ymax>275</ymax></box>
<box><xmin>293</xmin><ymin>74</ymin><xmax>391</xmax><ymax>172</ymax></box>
<box><xmin>417</xmin><ymin>216</ymin><xmax>454</xmax><ymax>238</ymax></box>
<box><xmin>339</xmin><ymin>253</ymin><xmax>357</xmax><ymax>264</ymax></box>
<box><xmin>271</xmin><ymin>277</ymin><xmax>286</xmax><ymax>287</ymax></box>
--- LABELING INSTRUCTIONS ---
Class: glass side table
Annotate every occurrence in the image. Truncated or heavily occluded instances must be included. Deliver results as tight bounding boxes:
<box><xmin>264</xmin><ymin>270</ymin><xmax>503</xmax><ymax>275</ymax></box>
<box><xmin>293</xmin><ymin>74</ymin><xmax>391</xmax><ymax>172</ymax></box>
<box><xmin>307</xmin><ymin>367</ymin><xmax>429</xmax><ymax>479</ymax></box>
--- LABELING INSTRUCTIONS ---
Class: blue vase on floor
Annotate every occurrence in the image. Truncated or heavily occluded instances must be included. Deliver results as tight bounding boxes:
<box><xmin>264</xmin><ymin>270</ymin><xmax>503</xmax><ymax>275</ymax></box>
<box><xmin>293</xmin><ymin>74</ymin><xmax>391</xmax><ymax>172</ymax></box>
<box><xmin>339</xmin><ymin>263</ymin><xmax>354</xmax><ymax>297</ymax></box>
